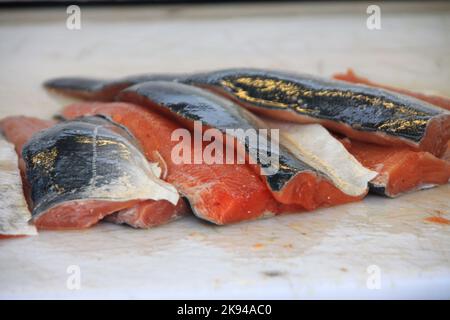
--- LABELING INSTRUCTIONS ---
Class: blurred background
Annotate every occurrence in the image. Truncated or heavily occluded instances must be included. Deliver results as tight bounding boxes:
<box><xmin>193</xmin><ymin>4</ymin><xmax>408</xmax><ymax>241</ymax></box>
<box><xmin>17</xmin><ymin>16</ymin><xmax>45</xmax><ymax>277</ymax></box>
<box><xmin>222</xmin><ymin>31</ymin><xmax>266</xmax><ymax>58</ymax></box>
<box><xmin>0</xmin><ymin>1</ymin><xmax>449</xmax><ymax>118</ymax></box>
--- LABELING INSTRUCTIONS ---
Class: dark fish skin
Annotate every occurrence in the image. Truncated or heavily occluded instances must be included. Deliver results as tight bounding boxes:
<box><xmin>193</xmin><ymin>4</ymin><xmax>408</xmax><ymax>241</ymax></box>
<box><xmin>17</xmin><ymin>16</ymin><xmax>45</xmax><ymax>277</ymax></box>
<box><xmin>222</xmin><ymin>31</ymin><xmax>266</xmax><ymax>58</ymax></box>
<box><xmin>44</xmin><ymin>74</ymin><xmax>182</xmax><ymax>101</ymax></box>
<box><xmin>368</xmin><ymin>185</ymin><xmax>387</xmax><ymax>197</ymax></box>
<box><xmin>22</xmin><ymin>116</ymin><xmax>163</xmax><ymax>218</ymax></box>
<box><xmin>44</xmin><ymin>68</ymin><xmax>450</xmax><ymax>156</ymax></box>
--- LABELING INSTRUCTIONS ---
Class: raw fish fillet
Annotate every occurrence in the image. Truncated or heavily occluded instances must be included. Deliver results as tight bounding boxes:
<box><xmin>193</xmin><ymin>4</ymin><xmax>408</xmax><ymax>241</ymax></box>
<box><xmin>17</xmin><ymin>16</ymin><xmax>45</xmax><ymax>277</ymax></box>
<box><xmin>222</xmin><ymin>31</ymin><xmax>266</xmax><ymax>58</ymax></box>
<box><xmin>1</xmin><ymin>116</ymin><xmax>188</xmax><ymax>229</ymax></box>
<box><xmin>340</xmin><ymin>138</ymin><xmax>450</xmax><ymax>197</ymax></box>
<box><xmin>62</xmin><ymin>102</ymin><xmax>303</xmax><ymax>224</ymax></box>
<box><xmin>332</xmin><ymin>69</ymin><xmax>450</xmax><ymax>196</ymax></box>
<box><xmin>117</xmin><ymin>81</ymin><xmax>367</xmax><ymax>210</ymax></box>
<box><xmin>21</xmin><ymin>116</ymin><xmax>178</xmax><ymax>229</ymax></box>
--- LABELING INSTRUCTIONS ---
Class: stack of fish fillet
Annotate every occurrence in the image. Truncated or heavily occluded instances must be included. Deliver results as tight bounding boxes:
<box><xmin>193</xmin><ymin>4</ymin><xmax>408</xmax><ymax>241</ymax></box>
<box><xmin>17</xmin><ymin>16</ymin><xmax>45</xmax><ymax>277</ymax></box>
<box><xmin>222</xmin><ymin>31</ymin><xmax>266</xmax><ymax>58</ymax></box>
<box><xmin>1</xmin><ymin>68</ymin><xmax>449</xmax><ymax>237</ymax></box>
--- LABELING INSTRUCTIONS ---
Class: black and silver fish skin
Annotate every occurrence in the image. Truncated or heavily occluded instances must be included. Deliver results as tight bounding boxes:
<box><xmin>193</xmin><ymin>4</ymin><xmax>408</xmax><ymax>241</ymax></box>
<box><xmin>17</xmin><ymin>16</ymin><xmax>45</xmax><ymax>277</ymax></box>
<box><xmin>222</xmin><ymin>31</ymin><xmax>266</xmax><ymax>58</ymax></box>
<box><xmin>182</xmin><ymin>69</ymin><xmax>448</xmax><ymax>144</ymax></box>
<box><xmin>118</xmin><ymin>81</ymin><xmax>321</xmax><ymax>193</ymax></box>
<box><xmin>22</xmin><ymin>116</ymin><xmax>175</xmax><ymax>219</ymax></box>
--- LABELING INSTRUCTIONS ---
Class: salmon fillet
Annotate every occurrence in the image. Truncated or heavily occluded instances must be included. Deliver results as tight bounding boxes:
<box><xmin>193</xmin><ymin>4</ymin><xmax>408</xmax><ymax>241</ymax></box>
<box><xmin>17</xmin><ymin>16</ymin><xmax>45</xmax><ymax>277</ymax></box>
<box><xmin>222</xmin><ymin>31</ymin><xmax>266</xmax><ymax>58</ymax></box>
<box><xmin>1</xmin><ymin>117</ymin><xmax>136</xmax><ymax>229</ymax></box>
<box><xmin>340</xmin><ymin>138</ymin><xmax>450</xmax><ymax>197</ymax></box>
<box><xmin>1</xmin><ymin>116</ymin><xmax>180</xmax><ymax>230</ymax></box>
<box><xmin>62</xmin><ymin>102</ymin><xmax>295</xmax><ymax>224</ymax></box>
<box><xmin>333</xmin><ymin>69</ymin><xmax>450</xmax><ymax>196</ymax></box>
<box><xmin>117</xmin><ymin>81</ymin><xmax>366</xmax><ymax>210</ymax></box>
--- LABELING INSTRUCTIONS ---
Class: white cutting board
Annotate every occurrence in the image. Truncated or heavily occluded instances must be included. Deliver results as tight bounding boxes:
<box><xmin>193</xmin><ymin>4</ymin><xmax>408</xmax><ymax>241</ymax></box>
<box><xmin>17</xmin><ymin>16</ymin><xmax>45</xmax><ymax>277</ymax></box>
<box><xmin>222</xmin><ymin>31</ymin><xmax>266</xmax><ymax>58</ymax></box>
<box><xmin>0</xmin><ymin>2</ymin><xmax>449</xmax><ymax>299</ymax></box>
